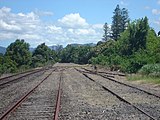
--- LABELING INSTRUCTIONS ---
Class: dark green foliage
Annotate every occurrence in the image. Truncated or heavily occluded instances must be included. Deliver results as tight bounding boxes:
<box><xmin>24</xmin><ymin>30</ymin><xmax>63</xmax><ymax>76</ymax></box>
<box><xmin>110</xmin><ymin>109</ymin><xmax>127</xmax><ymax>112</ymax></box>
<box><xmin>111</xmin><ymin>5</ymin><xmax>129</xmax><ymax>40</ymax></box>
<box><xmin>121</xmin><ymin>8</ymin><xmax>129</xmax><ymax>32</ymax></box>
<box><xmin>118</xmin><ymin>17</ymin><xmax>149</xmax><ymax>56</ymax></box>
<box><xmin>102</xmin><ymin>22</ymin><xmax>110</xmax><ymax>41</ymax></box>
<box><xmin>60</xmin><ymin>45</ymin><xmax>92</xmax><ymax>64</ymax></box>
<box><xmin>0</xmin><ymin>40</ymin><xmax>59</xmax><ymax>75</ymax></box>
<box><xmin>90</xmin><ymin>17</ymin><xmax>160</xmax><ymax>73</ymax></box>
<box><xmin>111</xmin><ymin>5</ymin><xmax>121</xmax><ymax>40</ymax></box>
<box><xmin>32</xmin><ymin>43</ymin><xmax>57</xmax><ymax>67</ymax></box>
<box><xmin>97</xmin><ymin>41</ymin><xmax>103</xmax><ymax>46</ymax></box>
<box><xmin>2</xmin><ymin>56</ymin><xmax>17</xmax><ymax>73</ymax></box>
<box><xmin>5</xmin><ymin>39</ymin><xmax>31</xmax><ymax>67</ymax></box>
<box><xmin>158</xmin><ymin>31</ymin><xmax>160</xmax><ymax>36</ymax></box>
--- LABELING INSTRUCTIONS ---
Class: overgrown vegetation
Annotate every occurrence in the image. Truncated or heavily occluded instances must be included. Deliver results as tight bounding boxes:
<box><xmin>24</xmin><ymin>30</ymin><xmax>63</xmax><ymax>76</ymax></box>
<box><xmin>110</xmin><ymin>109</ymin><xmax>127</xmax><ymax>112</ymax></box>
<box><xmin>0</xmin><ymin>4</ymin><xmax>160</xmax><ymax>84</ymax></box>
<box><xmin>59</xmin><ymin>45</ymin><xmax>92</xmax><ymax>64</ymax></box>
<box><xmin>88</xmin><ymin>5</ymin><xmax>160</xmax><ymax>75</ymax></box>
<box><xmin>0</xmin><ymin>40</ymin><xmax>59</xmax><ymax>75</ymax></box>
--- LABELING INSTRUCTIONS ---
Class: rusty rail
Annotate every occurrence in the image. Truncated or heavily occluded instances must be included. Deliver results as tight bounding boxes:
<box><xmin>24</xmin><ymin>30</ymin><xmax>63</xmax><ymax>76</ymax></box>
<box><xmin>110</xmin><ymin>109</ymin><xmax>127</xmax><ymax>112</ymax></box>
<box><xmin>54</xmin><ymin>72</ymin><xmax>63</xmax><ymax>120</ymax></box>
<box><xmin>0</xmin><ymin>68</ymin><xmax>45</xmax><ymax>81</ymax></box>
<box><xmin>0</xmin><ymin>70</ymin><xmax>53</xmax><ymax>120</ymax></box>
<box><xmin>0</xmin><ymin>69</ymin><xmax>45</xmax><ymax>87</ymax></box>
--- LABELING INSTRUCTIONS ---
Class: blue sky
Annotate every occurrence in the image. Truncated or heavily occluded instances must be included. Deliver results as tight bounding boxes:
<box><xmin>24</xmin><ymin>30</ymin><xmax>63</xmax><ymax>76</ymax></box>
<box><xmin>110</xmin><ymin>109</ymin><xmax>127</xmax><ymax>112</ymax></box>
<box><xmin>0</xmin><ymin>0</ymin><xmax>160</xmax><ymax>47</ymax></box>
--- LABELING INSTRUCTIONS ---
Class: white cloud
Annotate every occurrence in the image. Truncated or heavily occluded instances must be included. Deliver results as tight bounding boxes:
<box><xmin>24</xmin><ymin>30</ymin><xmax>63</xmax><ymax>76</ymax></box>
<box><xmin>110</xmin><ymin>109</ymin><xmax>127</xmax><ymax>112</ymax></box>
<box><xmin>0</xmin><ymin>7</ymin><xmax>103</xmax><ymax>47</ymax></box>
<box><xmin>75</xmin><ymin>29</ymin><xmax>96</xmax><ymax>35</ymax></box>
<box><xmin>158</xmin><ymin>0</ymin><xmax>160</xmax><ymax>5</ymax></box>
<box><xmin>18</xmin><ymin>34</ymin><xmax>41</xmax><ymax>40</ymax></box>
<box><xmin>0</xmin><ymin>6</ymin><xmax>11</xmax><ymax>13</ymax></box>
<box><xmin>58</xmin><ymin>13</ymin><xmax>89</xmax><ymax>28</ymax></box>
<box><xmin>152</xmin><ymin>9</ymin><xmax>160</xmax><ymax>15</ymax></box>
<box><xmin>46</xmin><ymin>25</ymin><xmax>63</xmax><ymax>33</ymax></box>
<box><xmin>0</xmin><ymin>20</ymin><xmax>21</xmax><ymax>31</ymax></box>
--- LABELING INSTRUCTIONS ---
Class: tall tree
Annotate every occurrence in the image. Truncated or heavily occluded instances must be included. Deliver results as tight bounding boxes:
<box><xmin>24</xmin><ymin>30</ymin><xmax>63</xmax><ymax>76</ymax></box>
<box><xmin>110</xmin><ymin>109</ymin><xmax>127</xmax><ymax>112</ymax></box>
<box><xmin>111</xmin><ymin>5</ymin><xmax>129</xmax><ymax>40</ymax></box>
<box><xmin>121</xmin><ymin>8</ymin><xmax>129</xmax><ymax>32</ymax></box>
<box><xmin>102</xmin><ymin>22</ymin><xmax>111</xmax><ymax>41</ymax></box>
<box><xmin>5</xmin><ymin>39</ymin><xmax>31</xmax><ymax>67</ymax></box>
<box><xmin>111</xmin><ymin>5</ymin><xmax>122</xmax><ymax>40</ymax></box>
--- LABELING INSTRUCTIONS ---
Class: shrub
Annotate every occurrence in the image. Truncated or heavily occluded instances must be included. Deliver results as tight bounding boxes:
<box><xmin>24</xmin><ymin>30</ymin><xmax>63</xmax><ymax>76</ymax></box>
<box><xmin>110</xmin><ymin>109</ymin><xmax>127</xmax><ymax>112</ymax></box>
<box><xmin>139</xmin><ymin>64</ymin><xmax>160</xmax><ymax>77</ymax></box>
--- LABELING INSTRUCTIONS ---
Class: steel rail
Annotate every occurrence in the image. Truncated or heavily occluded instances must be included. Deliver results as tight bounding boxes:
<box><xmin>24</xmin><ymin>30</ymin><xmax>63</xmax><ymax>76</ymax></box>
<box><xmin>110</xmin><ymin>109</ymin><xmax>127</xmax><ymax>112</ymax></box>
<box><xmin>0</xmin><ymin>68</ymin><xmax>44</xmax><ymax>81</ymax></box>
<box><xmin>76</xmin><ymin>68</ymin><xmax>160</xmax><ymax>99</ymax></box>
<box><xmin>0</xmin><ymin>69</ymin><xmax>45</xmax><ymax>87</ymax></box>
<box><xmin>81</xmin><ymin>72</ymin><xmax>157</xmax><ymax>120</ymax></box>
<box><xmin>54</xmin><ymin>72</ymin><xmax>63</xmax><ymax>120</ymax></box>
<box><xmin>78</xmin><ymin>69</ymin><xmax>115</xmax><ymax>78</ymax></box>
<box><xmin>81</xmin><ymin>67</ymin><xmax>126</xmax><ymax>76</ymax></box>
<box><xmin>0</xmin><ymin>70</ymin><xmax>53</xmax><ymax>120</ymax></box>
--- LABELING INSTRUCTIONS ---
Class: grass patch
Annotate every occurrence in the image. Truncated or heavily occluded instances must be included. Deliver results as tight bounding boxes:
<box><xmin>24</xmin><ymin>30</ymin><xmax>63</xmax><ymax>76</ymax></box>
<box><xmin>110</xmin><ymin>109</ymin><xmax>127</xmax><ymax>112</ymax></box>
<box><xmin>127</xmin><ymin>74</ymin><xmax>160</xmax><ymax>84</ymax></box>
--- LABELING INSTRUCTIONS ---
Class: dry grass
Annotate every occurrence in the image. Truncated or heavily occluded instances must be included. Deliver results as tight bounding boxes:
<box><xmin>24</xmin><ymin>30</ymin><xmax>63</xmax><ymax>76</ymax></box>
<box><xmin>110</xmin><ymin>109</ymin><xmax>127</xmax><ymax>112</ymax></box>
<box><xmin>127</xmin><ymin>74</ymin><xmax>160</xmax><ymax>84</ymax></box>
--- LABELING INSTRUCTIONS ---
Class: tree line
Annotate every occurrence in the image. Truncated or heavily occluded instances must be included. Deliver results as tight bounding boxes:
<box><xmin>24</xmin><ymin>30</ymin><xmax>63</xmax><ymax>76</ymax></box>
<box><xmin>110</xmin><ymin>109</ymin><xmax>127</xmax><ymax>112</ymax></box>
<box><xmin>0</xmin><ymin>40</ymin><xmax>59</xmax><ymax>75</ymax></box>
<box><xmin>90</xmin><ymin>5</ymin><xmax>160</xmax><ymax>74</ymax></box>
<box><xmin>0</xmin><ymin>4</ymin><xmax>160</xmax><ymax>76</ymax></box>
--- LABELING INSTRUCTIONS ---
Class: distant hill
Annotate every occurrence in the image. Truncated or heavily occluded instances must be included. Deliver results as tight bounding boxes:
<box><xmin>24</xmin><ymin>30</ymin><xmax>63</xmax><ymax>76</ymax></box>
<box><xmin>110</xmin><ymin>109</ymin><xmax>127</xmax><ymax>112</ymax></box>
<box><xmin>0</xmin><ymin>43</ymin><xmax>94</xmax><ymax>54</ymax></box>
<box><xmin>49</xmin><ymin>45</ymin><xmax>63</xmax><ymax>51</ymax></box>
<box><xmin>0</xmin><ymin>46</ymin><xmax>6</xmax><ymax>54</ymax></box>
<box><xmin>29</xmin><ymin>45</ymin><xmax>63</xmax><ymax>53</ymax></box>
<box><xmin>68</xmin><ymin>43</ymin><xmax>96</xmax><ymax>47</ymax></box>
<box><xmin>29</xmin><ymin>48</ymin><xmax>35</xmax><ymax>52</ymax></box>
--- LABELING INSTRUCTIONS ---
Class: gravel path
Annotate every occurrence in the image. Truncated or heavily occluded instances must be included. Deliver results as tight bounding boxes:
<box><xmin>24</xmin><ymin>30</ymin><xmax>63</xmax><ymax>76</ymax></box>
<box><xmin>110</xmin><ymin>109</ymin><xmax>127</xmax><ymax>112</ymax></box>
<box><xmin>59</xmin><ymin>68</ymin><xmax>150</xmax><ymax>120</ymax></box>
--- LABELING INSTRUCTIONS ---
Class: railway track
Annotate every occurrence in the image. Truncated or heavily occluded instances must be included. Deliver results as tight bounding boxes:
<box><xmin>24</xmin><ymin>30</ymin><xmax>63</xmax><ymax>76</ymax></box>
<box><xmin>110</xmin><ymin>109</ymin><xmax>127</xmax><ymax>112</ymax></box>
<box><xmin>79</xmin><ymin>67</ymin><xmax>160</xmax><ymax>98</ymax></box>
<box><xmin>0</xmin><ymin>63</ymin><xmax>159</xmax><ymax>119</ymax></box>
<box><xmin>75</xmin><ymin>68</ymin><xmax>160</xmax><ymax>120</ymax></box>
<box><xmin>81</xmin><ymin>67</ymin><xmax>126</xmax><ymax>76</ymax></box>
<box><xmin>0</xmin><ymin>67</ymin><xmax>46</xmax><ymax>81</ymax></box>
<box><xmin>0</xmin><ymin>68</ymin><xmax>46</xmax><ymax>88</ymax></box>
<box><xmin>0</xmin><ymin>68</ymin><xmax>63</xmax><ymax>120</ymax></box>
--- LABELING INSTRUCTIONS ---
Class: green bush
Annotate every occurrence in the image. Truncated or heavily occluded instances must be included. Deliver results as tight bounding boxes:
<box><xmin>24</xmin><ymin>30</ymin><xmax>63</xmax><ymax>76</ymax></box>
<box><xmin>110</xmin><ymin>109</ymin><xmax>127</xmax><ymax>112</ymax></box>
<box><xmin>139</xmin><ymin>64</ymin><xmax>160</xmax><ymax>77</ymax></box>
<box><xmin>2</xmin><ymin>62</ymin><xmax>17</xmax><ymax>73</ymax></box>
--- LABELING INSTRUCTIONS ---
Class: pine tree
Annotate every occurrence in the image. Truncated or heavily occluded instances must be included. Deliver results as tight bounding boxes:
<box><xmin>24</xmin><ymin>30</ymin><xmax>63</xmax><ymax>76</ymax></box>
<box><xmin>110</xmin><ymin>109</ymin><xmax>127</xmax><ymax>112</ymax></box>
<box><xmin>111</xmin><ymin>5</ymin><xmax>121</xmax><ymax>40</ymax></box>
<box><xmin>121</xmin><ymin>8</ymin><xmax>129</xmax><ymax>32</ymax></box>
<box><xmin>102</xmin><ymin>22</ymin><xmax>110</xmax><ymax>41</ymax></box>
<box><xmin>111</xmin><ymin>5</ymin><xmax>129</xmax><ymax>41</ymax></box>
